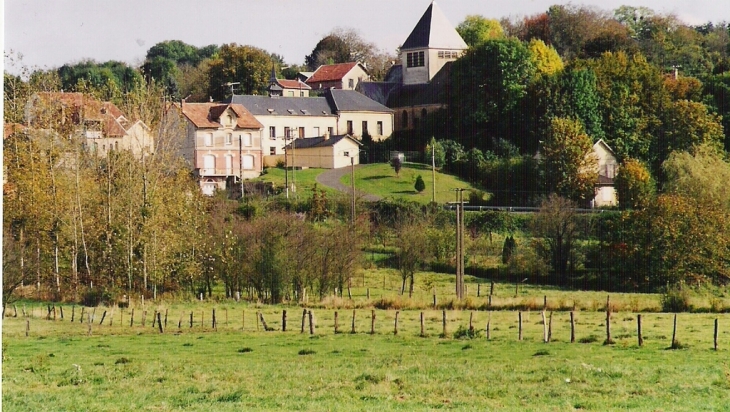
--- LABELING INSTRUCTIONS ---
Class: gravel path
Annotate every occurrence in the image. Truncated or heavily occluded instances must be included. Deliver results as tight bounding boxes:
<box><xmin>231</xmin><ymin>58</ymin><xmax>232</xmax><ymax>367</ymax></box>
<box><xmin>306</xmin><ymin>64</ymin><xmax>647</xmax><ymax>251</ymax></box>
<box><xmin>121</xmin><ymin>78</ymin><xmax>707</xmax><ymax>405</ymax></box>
<box><xmin>316</xmin><ymin>166</ymin><xmax>382</xmax><ymax>202</ymax></box>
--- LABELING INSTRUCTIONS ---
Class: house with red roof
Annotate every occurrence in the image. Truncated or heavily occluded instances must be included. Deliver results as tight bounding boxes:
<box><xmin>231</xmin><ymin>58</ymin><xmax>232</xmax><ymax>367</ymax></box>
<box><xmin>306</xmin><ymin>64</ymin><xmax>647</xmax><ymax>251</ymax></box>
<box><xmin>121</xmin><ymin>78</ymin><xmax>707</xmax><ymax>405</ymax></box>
<box><xmin>170</xmin><ymin>102</ymin><xmax>264</xmax><ymax>195</ymax></box>
<box><xmin>25</xmin><ymin>92</ymin><xmax>154</xmax><ymax>158</ymax></box>
<box><xmin>305</xmin><ymin>62</ymin><xmax>369</xmax><ymax>91</ymax></box>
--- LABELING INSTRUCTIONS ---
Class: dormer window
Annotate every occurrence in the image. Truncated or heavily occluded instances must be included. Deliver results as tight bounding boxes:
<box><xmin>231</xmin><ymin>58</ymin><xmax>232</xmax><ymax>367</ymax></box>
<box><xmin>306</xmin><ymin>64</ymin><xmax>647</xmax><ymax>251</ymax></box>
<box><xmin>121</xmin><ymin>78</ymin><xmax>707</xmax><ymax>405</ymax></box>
<box><xmin>287</xmin><ymin>109</ymin><xmax>294</xmax><ymax>114</ymax></box>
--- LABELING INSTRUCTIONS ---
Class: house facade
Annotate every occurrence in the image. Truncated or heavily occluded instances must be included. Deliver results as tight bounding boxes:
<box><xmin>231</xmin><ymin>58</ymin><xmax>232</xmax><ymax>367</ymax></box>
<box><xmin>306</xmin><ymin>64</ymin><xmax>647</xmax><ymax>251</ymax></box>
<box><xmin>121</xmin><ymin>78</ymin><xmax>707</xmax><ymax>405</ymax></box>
<box><xmin>306</xmin><ymin>62</ymin><xmax>370</xmax><ymax>91</ymax></box>
<box><xmin>230</xmin><ymin>88</ymin><xmax>392</xmax><ymax>164</ymax></box>
<box><xmin>284</xmin><ymin>133</ymin><xmax>362</xmax><ymax>169</ymax></box>
<box><xmin>592</xmin><ymin>139</ymin><xmax>619</xmax><ymax>208</ymax></box>
<box><xmin>25</xmin><ymin>92</ymin><xmax>154</xmax><ymax>158</ymax></box>
<box><xmin>172</xmin><ymin>102</ymin><xmax>264</xmax><ymax>196</ymax></box>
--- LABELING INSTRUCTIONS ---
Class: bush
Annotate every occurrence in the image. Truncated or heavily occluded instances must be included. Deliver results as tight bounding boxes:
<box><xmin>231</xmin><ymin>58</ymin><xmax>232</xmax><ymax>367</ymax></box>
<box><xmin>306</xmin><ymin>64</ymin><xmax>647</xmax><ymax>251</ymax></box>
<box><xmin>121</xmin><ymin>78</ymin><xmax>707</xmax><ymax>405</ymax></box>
<box><xmin>453</xmin><ymin>324</ymin><xmax>481</xmax><ymax>339</ymax></box>
<box><xmin>414</xmin><ymin>175</ymin><xmax>426</xmax><ymax>193</ymax></box>
<box><xmin>661</xmin><ymin>285</ymin><xmax>692</xmax><ymax>312</ymax></box>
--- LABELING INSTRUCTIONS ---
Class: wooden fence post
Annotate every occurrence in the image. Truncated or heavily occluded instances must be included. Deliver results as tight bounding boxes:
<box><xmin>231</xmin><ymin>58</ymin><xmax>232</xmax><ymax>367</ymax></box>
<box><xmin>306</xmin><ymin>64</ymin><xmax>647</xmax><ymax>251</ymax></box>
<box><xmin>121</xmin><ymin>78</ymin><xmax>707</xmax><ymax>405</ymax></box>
<box><xmin>366</xmin><ymin>288</ymin><xmax>370</xmax><ymax>300</ymax></box>
<box><xmin>242</xmin><ymin>310</ymin><xmax>245</xmax><ymax>331</ymax></box>
<box><xmin>259</xmin><ymin>312</ymin><xmax>269</xmax><ymax>331</ymax></box>
<box><xmin>71</xmin><ymin>306</ymin><xmax>75</xmax><ymax>322</ymax></box>
<box><xmin>99</xmin><ymin>311</ymin><xmax>107</xmax><ymax>326</ymax></box>
<box><xmin>282</xmin><ymin>310</ymin><xmax>287</xmax><ymax>332</ymax></box>
<box><xmin>433</xmin><ymin>294</ymin><xmax>437</xmax><ymax>308</ymax></box>
<box><xmin>212</xmin><ymin>309</ymin><xmax>217</xmax><ymax>330</ymax></box>
<box><xmin>59</xmin><ymin>306</ymin><xmax>64</xmax><ymax>320</ymax></box>
<box><xmin>570</xmin><ymin>311</ymin><xmax>575</xmax><ymax>343</ymax></box>
<box><xmin>164</xmin><ymin>309</ymin><xmax>168</xmax><ymax>328</ymax></box>
<box><xmin>547</xmin><ymin>312</ymin><xmax>553</xmax><ymax>343</ymax></box>
<box><xmin>420</xmin><ymin>312</ymin><xmax>425</xmax><ymax>337</ymax></box>
<box><xmin>349</xmin><ymin>310</ymin><xmax>356</xmax><ymax>334</ymax></box>
<box><xmin>394</xmin><ymin>311</ymin><xmax>399</xmax><ymax>335</ymax></box>
<box><xmin>334</xmin><ymin>311</ymin><xmax>339</xmax><ymax>334</ymax></box>
<box><xmin>518</xmin><ymin>311</ymin><xmax>523</xmax><ymax>341</ymax></box>
<box><xmin>80</xmin><ymin>307</ymin><xmax>85</xmax><ymax>323</ymax></box>
<box><xmin>486</xmin><ymin>312</ymin><xmax>491</xmax><ymax>340</ymax></box>
<box><xmin>605</xmin><ymin>296</ymin><xmax>612</xmax><ymax>345</ymax></box>
<box><xmin>201</xmin><ymin>311</ymin><xmax>204</xmax><ymax>329</ymax></box>
<box><xmin>370</xmin><ymin>310</ymin><xmax>376</xmax><ymax>335</ymax></box>
<box><xmin>25</xmin><ymin>319</ymin><xmax>29</xmax><ymax>337</ymax></box>
<box><xmin>142</xmin><ymin>310</ymin><xmax>147</xmax><ymax>328</ymax></box>
<box><xmin>256</xmin><ymin>311</ymin><xmax>260</xmax><ymax>331</ymax></box>
<box><xmin>477</xmin><ymin>284</ymin><xmax>481</xmax><ymax>297</ymax></box>
<box><xmin>130</xmin><ymin>308</ymin><xmax>134</xmax><ymax>327</ymax></box>
<box><xmin>157</xmin><ymin>312</ymin><xmax>163</xmax><ymax>333</ymax></box>
<box><xmin>152</xmin><ymin>310</ymin><xmax>157</xmax><ymax>328</ymax></box>
<box><xmin>714</xmin><ymin>318</ymin><xmax>719</xmax><ymax>351</ymax></box>
<box><xmin>490</xmin><ymin>281</ymin><xmax>494</xmax><ymax>296</ymax></box>
<box><xmin>442</xmin><ymin>310</ymin><xmax>447</xmax><ymax>337</ymax></box>
<box><xmin>469</xmin><ymin>312</ymin><xmax>474</xmax><ymax>334</ymax></box>
<box><xmin>308</xmin><ymin>310</ymin><xmax>315</xmax><ymax>335</ymax></box>
<box><xmin>637</xmin><ymin>314</ymin><xmax>643</xmax><ymax>347</ymax></box>
<box><xmin>178</xmin><ymin>312</ymin><xmax>183</xmax><ymax>329</ymax></box>
<box><xmin>671</xmin><ymin>313</ymin><xmax>678</xmax><ymax>348</ymax></box>
<box><xmin>301</xmin><ymin>309</ymin><xmax>307</xmax><ymax>334</ymax></box>
<box><xmin>13</xmin><ymin>305</ymin><xmax>18</xmax><ymax>318</ymax></box>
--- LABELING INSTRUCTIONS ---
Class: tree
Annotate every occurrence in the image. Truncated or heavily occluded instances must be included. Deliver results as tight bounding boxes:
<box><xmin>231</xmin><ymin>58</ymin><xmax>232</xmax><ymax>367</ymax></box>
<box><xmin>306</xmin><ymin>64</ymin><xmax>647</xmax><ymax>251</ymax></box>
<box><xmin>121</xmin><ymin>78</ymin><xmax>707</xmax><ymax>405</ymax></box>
<box><xmin>531</xmin><ymin>194</ymin><xmax>581</xmax><ymax>276</ymax></box>
<box><xmin>305</xmin><ymin>34</ymin><xmax>351</xmax><ymax>71</ymax></box>
<box><xmin>456</xmin><ymin>15</ymin><xmax>504</xmax><ymax>47</ymax></box>
<box><xmin>657</xmin><ymin>100</ymin><xmax>724</xmax><ymax>164</ymax></box>
<box><xmin>527</xmin><ymin>39</ymin><xmax>563</xmax><ymax>77</ymax></box>
<box><xmin>662</xmin><ymin>144</ymin><xmax>730</xmax><ymax>211</ymax></box>
<box><xmin>414</xmin><ymin>175</ymin><xmax>426</xmax><ymax>193</ymax></box>
<box><xmin>540</xmin><ymin>118</ymin><xmax>598</xmax><ymax>202</ymax></box>
<box><xmin>449</xmin><ymin>38</ymin><xmax>535</xmax><ymax>149</ymax></box>
<box><xmin>304</xmin><ymin>28</ymin><xmax>395</xmax><ymax>80</ymax></box>
<box><xmin>391</xmin><ymin>156</ymin><xmax>402</xmax><ymax>177</ymax></box>
<box><xmin>207</xmin><ymin>44</ymin><xmax>273</xmax><ymax>100</ymax></box>
<box><xmin>614</xmin><ymin>158</ymin><xmax>655</xmax><ymax>210</ymax></box>
<box><xmin>395</xmin><ymin>219</ymin><xmax>429</xmax><ymax>297</ymax></box>
<box><xmin>425</xmin><ymin>138</ymin><xmax>446</xmax><ymax>168</ymax></box>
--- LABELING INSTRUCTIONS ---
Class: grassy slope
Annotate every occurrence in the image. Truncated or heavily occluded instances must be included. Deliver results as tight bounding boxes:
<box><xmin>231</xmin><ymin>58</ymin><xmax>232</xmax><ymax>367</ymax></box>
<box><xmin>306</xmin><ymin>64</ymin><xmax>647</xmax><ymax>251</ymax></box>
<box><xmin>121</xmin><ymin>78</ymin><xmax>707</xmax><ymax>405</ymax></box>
<box><xmin>250</xmin><ymin>167</ymin><xmax>340</xmax><ymax>200</ymax></box>
<box><xmin>343</xmin><ymin>162</ymin><xmax>477</xmax><ymax>204</ymax></box>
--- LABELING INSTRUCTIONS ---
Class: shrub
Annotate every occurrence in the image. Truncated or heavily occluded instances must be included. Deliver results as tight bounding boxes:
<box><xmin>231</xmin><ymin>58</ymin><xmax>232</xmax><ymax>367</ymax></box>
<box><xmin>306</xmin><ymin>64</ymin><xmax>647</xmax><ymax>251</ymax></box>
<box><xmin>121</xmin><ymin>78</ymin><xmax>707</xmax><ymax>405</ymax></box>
<box><xmin>414</xmin><ymin>175</ymin><xmax>426</xmax><ymax>193</ymax></box>
<box><xmin>453</xmin><ymin>324</ymin><xmax>481</xmax><ymax>339</ymax></box>
<box><xmin>661</xmin><ymin>284</ymin><xmax>692</xmax><ymax>312</ymax></box>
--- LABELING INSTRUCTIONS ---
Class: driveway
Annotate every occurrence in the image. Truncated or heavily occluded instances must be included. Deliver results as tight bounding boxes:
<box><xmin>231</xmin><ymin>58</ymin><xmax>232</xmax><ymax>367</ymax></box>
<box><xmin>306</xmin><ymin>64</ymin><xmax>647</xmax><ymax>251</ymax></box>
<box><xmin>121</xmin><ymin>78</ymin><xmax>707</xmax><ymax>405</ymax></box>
<box><xmin>316</xmin><ymin>166</ymin><xmax>382</xmax><ymax>202</ymax></box>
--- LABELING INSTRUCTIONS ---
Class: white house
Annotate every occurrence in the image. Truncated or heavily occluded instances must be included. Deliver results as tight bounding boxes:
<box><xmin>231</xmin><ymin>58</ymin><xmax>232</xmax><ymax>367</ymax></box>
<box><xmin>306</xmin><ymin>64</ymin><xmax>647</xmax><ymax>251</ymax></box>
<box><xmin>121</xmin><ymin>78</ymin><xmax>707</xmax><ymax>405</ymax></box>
<box><xmin>284</xmin><ymin>133</ymin><xmax>362</xmax><ymax>169</ymax></box>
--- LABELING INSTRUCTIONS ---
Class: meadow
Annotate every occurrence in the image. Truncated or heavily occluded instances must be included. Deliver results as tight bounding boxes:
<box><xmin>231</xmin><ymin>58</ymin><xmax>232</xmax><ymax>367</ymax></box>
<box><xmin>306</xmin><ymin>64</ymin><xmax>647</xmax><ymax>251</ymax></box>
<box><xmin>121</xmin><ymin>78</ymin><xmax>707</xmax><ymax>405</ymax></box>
<box><xmin>4</xmin><ymin>273</ymin><xmax>730</xmax><ymax>411</ymax></box>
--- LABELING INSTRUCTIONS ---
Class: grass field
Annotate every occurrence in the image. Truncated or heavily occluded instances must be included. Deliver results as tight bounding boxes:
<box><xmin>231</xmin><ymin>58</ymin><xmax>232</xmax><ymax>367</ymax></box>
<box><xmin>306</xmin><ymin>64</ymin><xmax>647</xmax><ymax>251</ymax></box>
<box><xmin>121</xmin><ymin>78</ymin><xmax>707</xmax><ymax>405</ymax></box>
<box><xmin>4</xmin><ymin>271</ymin><xmax>730</xmax><ymax>411</ymax></box>
<box><xmin>3</xmin><ymin>305</ymin><xmax>730</xmax><ymax>411</ymax></box>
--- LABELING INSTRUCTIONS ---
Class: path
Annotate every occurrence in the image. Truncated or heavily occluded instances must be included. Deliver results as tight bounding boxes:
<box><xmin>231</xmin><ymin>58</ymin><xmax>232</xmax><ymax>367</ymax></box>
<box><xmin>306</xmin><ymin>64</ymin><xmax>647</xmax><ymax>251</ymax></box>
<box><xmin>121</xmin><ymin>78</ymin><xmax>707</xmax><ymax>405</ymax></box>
<box><xmin>316</xmin><ymin>166</ymin><xmax>382</xmax><ymax>202</ymax></box>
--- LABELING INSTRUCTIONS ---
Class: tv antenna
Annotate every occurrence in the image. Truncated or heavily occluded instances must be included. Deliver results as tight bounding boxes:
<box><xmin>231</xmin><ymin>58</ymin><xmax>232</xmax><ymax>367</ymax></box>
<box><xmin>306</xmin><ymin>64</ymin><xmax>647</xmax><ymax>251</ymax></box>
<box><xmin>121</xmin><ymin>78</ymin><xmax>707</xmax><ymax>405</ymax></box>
<box><xmin>222</xmin><ymin>82</ymin><xmax>240</xmax><ymax>96</ymax></box>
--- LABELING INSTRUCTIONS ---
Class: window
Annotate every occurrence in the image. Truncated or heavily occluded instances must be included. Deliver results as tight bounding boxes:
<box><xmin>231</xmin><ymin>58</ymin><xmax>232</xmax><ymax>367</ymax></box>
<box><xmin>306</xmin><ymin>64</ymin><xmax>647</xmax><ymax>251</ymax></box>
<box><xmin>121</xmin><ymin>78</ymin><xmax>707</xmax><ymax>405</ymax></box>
<box><xmin>343</xmin><ymin>151</ymin><xmax>350</xmax><ymax>157</ymax></box>
<box><xmin>348</xmin><ymin>79</ymin><xmax>354</xmax><ymax>89</ymax></box>
<box><xmin>225</xmin><ymin>155</ymin><xmax>233</xmax><ymax>174</ymax></box>
<box><xmin>300</xmin><ymin>91</ymin><xmax>305</xmax><ymax>97</ymax></box>
<box><xmin>204</xmin><ymin>133</ymin><xmax>213</xmax><ymax>146</ymax></box>
<box><xmin>402</xmin><ymin>111</ymin><xmax>408</xmax><ymax>128</ymax></box>
<box><xmin>115</xmin><ymin>141</ymin><xmax>119</xmax><ymax>151</ymax></box>
<box><xmin>377</xmin><ymin>121</ymin><xmax>383</xmax><ymax>135</ymax></box>
<box><xmin>346</xmin><ymin>121</ymin><xmax>353</xmax><ymax>134</ymax></box>
<box><xmin>299</xmin><ymin>127</ymin><xmax>305</xmax><ymax>138</ymax></box>
<box><xmin>243</xmin><ymin>133</ymin><xmax>252</xmax><ymax>147</ymax></box>
<box><xmin>225</xmin><ymin>133</ymin><xmax>232</xmax><ymax>145</ymax></box>
<box><xmin>362</xmin><ymin>121</ymin><xmax>368</xmax><ymax>135</ymax></box>
<box><xmin>242</xmin><ymin>155</ymin><xmax>254</xmax><ymax>170</ymax></box>
<box><xmin>270</xmin><ymin>147</ymin><xmax>276</xmax><ymax>155</ymax></box>
<box><xmin>284</xmin><ymin>127</ymin><xmax>291</xmax><ymax>138</ymax></box>
<box><xmin>203</xmin><ymin>155</ymin><xmax>215</xmax><ymax>173</ymax></box>
<box><xmin>269</xmin><ymin>126</ymin><xmax>276</xmax><ymax>139</ymax></box>
<box><xmin>314</xmin><ymin>127</ymin><xmax>320</xmax><ymax>136</ymax></box>
<box><xmin>438</xmin><ymin>50</ymin><xmax>457</xmax><ymax>59</ymax></box>
<box><xmin>406</xmin><ymin>51</ymin><xmax>425</xmax><ymax>68</ymax></box>
<box><xmin>288</xmin><ymin>91</ymin><xmax>294</xmax><ymax>97</ymax></box>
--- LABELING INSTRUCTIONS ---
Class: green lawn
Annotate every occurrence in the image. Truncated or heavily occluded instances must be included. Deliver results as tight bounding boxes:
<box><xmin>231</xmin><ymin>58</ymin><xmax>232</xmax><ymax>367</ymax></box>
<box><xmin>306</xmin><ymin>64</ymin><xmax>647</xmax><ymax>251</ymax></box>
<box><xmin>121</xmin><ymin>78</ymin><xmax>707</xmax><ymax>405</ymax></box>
<box><xmin>250</xmin><ymin>167</ymin><xmax>340</xmax><ymax>200</ymax></box>
<box><xmin>343</xmin><ymin>162</ymin><xmax>478</xmax><ymax>204</ymax></box>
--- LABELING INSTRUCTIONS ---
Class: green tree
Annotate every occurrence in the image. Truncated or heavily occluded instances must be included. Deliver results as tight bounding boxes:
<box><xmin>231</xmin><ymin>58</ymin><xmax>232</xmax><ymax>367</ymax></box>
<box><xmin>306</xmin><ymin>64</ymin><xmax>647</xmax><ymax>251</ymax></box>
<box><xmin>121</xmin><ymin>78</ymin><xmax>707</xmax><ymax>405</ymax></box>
<box><xmin>527</xmin><ymin>39</ymin><xmax>564</xmax><ymax>77</ymax></box>
<box><xmin>456</xmin><ymin>15</ymin><xmax>504</xmax><ymax>47</ymax></box>
<box><xmin>531</xmin><ymin>194</ymin><xmax>581</xmax><ymax>276</ymax></box>
<box><xmin>614</xmin><ymin>158</ymin><xmax>655</xmax><ymax>210</ymax></box>
<box><xmin>662</xmin><ymin>144</ymin><xmax>730</xmax><ymax>211</ymax></box>
<box><xmin>657</xmin><ymin>100</ymin><xmax>724</xmax><ymax>164</ymax></box>
<box><xmin>414</xmin><ymin>175</ymin><xmax>426</xmax><ymax>193</ymax></box>
<box><xmin>207</xmin><ymin>44</ymin><xmax>273</xmax><ymax>100</ymax></box>
<box><xmin>540</xmin><ymin>118</ymin><xmax>598</xmax><ymax>202</ymax></box>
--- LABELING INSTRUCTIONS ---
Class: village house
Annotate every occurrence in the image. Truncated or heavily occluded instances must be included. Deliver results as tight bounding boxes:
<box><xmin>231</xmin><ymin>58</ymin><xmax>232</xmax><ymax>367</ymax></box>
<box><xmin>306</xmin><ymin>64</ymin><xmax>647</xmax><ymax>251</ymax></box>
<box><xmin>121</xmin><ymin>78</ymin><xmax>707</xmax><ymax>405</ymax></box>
<box><xmin>171</xmin><ymin>101</ymin><xmax>264</xmax><ymax>196</ymax></box>
<box><xmin>305</xmin><ymin>62</ymin><xmax>370</xmax><ymax>91</ymax></box>
<box><xmin>24</xmin><ymin>92</ymin><xmax>154</xmax><ymax>158</ymax></box>
<box><xmin>230</xmin><ymin>86</ymin><xmax>392</xmax><ymax>166</ymax></box>
<box><xmin>592</xmin><ymin>139</ymin><xmax>619</xmax><ymax>208</ymax></box>
<box><xmin>284</xmin><ymin>132</ymin><xmax>363</xmax><ymax>169</ymax></box>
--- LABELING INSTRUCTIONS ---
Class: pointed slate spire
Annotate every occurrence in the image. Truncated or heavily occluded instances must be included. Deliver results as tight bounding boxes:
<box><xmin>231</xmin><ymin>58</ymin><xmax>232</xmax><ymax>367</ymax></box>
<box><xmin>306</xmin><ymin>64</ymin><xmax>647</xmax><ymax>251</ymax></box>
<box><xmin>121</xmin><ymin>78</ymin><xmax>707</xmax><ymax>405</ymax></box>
<box><xmin>401</xmin><ymin>1</ymin><xmax>467</xmax><ymax>50</ymax></box>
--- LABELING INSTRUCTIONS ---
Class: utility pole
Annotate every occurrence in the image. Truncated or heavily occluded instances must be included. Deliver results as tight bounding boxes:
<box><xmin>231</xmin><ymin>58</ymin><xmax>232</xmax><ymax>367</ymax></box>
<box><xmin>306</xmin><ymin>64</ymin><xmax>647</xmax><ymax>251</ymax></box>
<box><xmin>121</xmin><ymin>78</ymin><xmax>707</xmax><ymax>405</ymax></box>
<box><xmin>239</xmin><ymin>135</ymin><xmax>244</xmax><ymax>200</ymax></box>
<box><xmin>453</xmin><ymin>188</ymin><xmax>466</xmax><ymax>300</ymax></box>
<box><xmin>431</xmin><ymin>138</ymin><xmax>436</xmax><ymax>203</ymax></box>
<box><xmin>351</xmin><ymin>156</ymin><xmax>356</xmax><ymax>226</ymax></box>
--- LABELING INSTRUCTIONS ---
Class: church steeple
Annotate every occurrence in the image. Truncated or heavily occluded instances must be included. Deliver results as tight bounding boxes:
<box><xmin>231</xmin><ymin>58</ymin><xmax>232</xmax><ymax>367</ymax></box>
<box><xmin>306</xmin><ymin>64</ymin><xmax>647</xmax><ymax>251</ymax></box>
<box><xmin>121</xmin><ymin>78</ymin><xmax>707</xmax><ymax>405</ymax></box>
<box><xmin>267</xmin><ymin>64</ymin><xmax>283</xmax><ymax>97</ymax></box>
<box><xmin>400</xmin><ymin>1</ymin><xmax>467</xmax><ymax>85</ymax></box>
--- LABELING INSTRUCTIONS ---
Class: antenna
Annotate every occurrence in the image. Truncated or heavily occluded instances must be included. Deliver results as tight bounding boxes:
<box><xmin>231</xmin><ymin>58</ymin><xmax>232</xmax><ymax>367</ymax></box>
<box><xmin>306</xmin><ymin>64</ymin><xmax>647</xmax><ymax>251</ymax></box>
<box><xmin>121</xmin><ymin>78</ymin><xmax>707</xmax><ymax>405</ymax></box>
<box><xmin>222</xmin><ymin>82</ymin><xmax>241</xmax><ymax>96</ymax></box>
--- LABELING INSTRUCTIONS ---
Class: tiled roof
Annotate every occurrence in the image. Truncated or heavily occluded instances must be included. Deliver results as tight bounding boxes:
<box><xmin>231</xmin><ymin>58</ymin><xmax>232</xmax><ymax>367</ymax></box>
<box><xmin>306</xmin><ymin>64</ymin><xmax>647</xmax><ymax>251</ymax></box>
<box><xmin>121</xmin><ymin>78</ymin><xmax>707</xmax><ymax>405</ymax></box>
<box><xmin>230</xmin><ymin>95</ymin><xmax>336</xmax><ymax>117</ymax></box>
<box><xmin>402</xmin><ymin>1</ymin><xmax>467</xmax><ymax>50</ymax></box>
<box><xmin>324</xmin><ymin>89</ymin><xmax>393</xmax><ymax>113</ymax></box>
<box><xmin>277</xmin><ymin>79</ymin><xmax>311</xmax><ymax>90</ymax></box>
<box><xmin>32</xmin><ymin>92</ymin><xmax>141</xmax><ymax>137</ymax></box>
<box><xmin>284</xmin><ymin>134</ymin><xmax>362</xmax><ymax>150</ymax></box>
<box><xmin>306</xmin><ymin>62</ymin><xmax>362</xmax><ymax>84</ymax></box>
<box><xmin>178</xmin><ymin>103</ymin><xmax>263</xmax><ymax>129</ymax></box>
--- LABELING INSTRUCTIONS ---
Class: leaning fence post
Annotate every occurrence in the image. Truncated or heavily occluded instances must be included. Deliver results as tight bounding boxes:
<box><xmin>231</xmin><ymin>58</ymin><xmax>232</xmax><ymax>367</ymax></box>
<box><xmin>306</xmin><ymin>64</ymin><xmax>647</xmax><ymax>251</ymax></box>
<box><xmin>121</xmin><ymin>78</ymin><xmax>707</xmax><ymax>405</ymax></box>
<box><xmin>637</xmin><ymin>314</ymin><xmax>643</xmax><ymax>347</ymax></box>
<box><xmin>334</xmin><ymin>311</ymin><xmax>339</xmax><ymax>334</ymax></box>
<box><xmin>394</xmin><ymin>311</ymin><xmax>399</xmax><ymax>335</ymax></box>
<box><xmin>671</xmin><ymin>313</ymin><xmax>678</xmax><ymax>349</ymax></box>
<box><xmin>157</xmin><ymin>312</ymin><xmax>163</xmax><ymax>334</ymax></box>
<box><xmin>99</xmin><ymin>311</ymin><xmax>107</xmax><ymax>326</ymax></box>
<box><xmin>351</xmin><ymin>310</ymin><xmax>356</xmax><ymax>334</ymax></box>
<box><xmin>542</xmin><ymin>311</ymin><xmax>548</xmax><ymax>343</ymax></box>
<box><xmin>486</xmin><ymin>312</ymin><xmax>491</xmax><ymax>340</ymax></box>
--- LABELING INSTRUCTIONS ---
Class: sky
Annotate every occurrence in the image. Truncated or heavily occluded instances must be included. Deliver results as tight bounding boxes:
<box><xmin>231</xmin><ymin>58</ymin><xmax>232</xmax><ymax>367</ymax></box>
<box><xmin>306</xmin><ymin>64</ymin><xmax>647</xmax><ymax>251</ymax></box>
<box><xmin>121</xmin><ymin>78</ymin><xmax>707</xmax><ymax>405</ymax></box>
<box><xmin>3</xmin><ymin>0</ymin><xmax>729</xmax><ymax>75</ymax></box>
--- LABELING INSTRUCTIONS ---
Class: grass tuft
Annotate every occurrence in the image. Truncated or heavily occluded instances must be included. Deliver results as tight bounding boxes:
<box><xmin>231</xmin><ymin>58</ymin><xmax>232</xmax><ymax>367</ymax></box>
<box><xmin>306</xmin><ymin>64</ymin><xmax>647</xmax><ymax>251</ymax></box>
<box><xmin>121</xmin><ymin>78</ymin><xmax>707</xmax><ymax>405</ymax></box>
<box><xmin>298</xmin><ymin>349</ymin><xmax>316</xmax><ymax>355</ymax></box>
<box><xmin>533</xmin><ymin>349</ymin><xmax>550</xmax><ymax>356</ymax></box>
<box><xmin>237</xmin><ymin>347</ymin><xmax>253</xmax><ymax>353</ymax></box>
<box><xmin>114</xmin><ymin>357</ymin><xmax>131</xmax><ymax>364</ymax></box>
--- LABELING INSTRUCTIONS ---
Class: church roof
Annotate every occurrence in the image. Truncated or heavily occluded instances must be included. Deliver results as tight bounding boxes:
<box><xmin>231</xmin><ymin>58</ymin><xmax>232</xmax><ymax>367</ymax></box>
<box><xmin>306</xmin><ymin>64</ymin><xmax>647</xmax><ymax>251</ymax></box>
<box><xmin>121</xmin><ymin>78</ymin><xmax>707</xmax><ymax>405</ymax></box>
<box><xmin>401</xmin><ymin>1</ymin><xmax>467</xmax><ymax>51</ymax></box>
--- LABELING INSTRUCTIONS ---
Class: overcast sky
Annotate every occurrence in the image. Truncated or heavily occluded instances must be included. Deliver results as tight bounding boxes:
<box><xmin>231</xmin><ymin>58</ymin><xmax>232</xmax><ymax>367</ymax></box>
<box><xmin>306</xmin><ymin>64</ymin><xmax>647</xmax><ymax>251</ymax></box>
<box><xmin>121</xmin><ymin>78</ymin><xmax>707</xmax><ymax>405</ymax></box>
<box><xmin>3</xmin><ymin>0</ymin><xmax>729</xmax><ymax>75</ymax></box>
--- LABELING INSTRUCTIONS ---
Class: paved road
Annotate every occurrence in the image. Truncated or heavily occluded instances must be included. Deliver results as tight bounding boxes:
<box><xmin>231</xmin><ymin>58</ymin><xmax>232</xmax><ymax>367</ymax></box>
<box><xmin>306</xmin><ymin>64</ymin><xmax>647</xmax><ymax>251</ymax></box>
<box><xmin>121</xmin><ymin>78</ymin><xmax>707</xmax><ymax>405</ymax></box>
<box><xmin>316</xmin><ymin>166</ymin><xmax>382</xmax><ymax>202</ymax></box>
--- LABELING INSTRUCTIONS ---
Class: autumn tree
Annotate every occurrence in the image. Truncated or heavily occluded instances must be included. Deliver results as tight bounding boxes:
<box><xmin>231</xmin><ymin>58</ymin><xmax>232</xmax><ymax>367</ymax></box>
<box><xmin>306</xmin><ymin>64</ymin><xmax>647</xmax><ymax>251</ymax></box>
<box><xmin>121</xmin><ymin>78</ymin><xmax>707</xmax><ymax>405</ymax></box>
<box><xmin>656</xmin><ymin>100</ymin><xmax>724</xmax><ymax>165</ymax></box>
<box><xmin>531</xmin><ymin>194</ymin><xmax>581</xmax><ymax>276</ymax></box>
<box><xmin>540</xmin><ymin>117</ymin><xmax>598</xmax><ymax>203</ymax></box>
<box><xmin>527</xmin><ymin>39</ymin><xmax>564</xmax><ymax>77</ymax></box>
<box><xmin>456</xmin><ymin>15</ymin><xmax>504</xmax><ymax>47</ymax></box>
<box><xmin>207</xmin><ymin>43</ymin><xmax>273</xmax><ymax>100</ymax></box>
<box><xmin>614</xmin><ymin>158</ymin><xmax>655</xmax><ymax>210</ymax></box>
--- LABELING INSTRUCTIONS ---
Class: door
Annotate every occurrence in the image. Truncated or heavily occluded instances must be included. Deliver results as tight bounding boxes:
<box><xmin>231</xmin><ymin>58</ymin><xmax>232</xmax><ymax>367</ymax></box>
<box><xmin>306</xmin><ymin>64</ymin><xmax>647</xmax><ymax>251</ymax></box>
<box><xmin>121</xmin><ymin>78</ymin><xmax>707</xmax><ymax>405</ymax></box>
<box><xmin>203</xmin><ymin>155</ymin><xmax>215</xmax><ymax>175</ymax></box>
